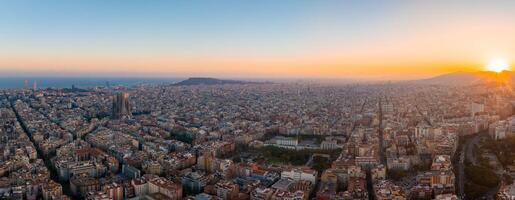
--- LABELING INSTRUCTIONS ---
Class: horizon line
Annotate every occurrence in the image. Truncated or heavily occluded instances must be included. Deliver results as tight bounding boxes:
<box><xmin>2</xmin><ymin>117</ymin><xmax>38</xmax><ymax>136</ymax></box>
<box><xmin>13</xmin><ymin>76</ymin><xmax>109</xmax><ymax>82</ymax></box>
<box><xmin>0</xmin><ymin>70</ymin><xmax>493</xmax><ymax>81</ymax></box>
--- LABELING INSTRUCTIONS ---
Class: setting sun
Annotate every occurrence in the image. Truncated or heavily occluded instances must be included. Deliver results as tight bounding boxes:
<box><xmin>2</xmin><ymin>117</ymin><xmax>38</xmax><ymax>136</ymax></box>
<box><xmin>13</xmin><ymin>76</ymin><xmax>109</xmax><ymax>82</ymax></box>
<box><xmin>487</xmin><ymin>59</ymin><xmax>510</xmax><ymax>73</ymax></box>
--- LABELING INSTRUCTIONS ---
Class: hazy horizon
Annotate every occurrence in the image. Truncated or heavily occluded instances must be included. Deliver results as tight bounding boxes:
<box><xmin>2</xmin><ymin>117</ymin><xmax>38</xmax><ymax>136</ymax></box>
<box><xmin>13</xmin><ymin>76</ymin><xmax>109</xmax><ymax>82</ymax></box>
<box><xmin>0</xmin><ymin>69</ymin><xmax>484</xmax><ymax>81</ymax></box>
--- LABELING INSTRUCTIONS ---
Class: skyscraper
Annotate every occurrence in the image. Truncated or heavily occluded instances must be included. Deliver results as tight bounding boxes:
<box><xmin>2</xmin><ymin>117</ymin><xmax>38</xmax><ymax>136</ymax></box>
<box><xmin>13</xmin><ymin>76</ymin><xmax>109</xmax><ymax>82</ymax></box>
<box><xmin>112</xmin><ymin>92</ymin><xmax>132</xmax><ymax>119</ymax></box>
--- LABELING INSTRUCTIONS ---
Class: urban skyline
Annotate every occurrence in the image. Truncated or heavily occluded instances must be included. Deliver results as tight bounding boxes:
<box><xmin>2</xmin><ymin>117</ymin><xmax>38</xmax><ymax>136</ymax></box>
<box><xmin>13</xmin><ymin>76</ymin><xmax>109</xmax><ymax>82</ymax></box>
<box><xmin>3</xmin><ymin>1</ymin><xmax>515</xmax><ymax>200</ymax></box>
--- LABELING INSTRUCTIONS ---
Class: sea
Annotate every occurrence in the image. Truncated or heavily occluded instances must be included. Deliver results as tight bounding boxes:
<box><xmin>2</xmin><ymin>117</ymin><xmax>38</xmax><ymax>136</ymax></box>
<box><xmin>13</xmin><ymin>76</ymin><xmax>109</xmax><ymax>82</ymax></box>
<box><xmin>0</xmin><ymin>77</ymin><xmax>184</xmax><ymax>89</ymax></box>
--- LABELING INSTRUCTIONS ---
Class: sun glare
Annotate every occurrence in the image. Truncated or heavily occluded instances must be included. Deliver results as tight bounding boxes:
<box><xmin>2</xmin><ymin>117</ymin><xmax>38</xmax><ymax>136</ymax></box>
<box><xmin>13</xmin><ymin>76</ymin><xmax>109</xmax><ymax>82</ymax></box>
<box><xmin>487</xmin><ymin>59</ymin><xmax>509</xmax><ymax>73</ymax></box>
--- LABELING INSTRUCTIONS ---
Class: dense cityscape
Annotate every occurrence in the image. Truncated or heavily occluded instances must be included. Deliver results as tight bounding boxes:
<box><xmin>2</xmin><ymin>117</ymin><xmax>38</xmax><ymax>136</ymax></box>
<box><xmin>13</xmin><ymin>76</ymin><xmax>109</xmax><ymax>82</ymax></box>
<box><xmin>1</xmin><ymin>78</ymin><xmax>515</xmax><ymax>200</ymax></box>
<box><xmin>3</xmin><ymin>1</ymin><xmax>515</xmax><ymax>199</ymax></box>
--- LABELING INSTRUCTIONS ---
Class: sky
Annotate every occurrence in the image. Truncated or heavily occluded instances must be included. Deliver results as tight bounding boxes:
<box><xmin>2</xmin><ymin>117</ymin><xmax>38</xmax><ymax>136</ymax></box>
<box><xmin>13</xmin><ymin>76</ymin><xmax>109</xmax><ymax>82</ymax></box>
<box><xmin>1</xmin><ymin>0</ymin><xmax>515</xmax><ymax>80</ymax></box>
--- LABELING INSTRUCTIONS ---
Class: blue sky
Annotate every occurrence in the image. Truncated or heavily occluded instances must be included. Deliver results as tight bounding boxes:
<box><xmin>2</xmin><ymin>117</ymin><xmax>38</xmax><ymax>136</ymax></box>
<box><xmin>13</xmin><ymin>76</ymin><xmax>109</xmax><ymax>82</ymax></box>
<box><xmin>1</xmin><ymin>1</ymin><xmax>515</xmax><ymax>78</ymax></box>
<box><xmin>1</xmin><ymin>1</ymin><xmax>394</xmax><ymax>55</ymax></box>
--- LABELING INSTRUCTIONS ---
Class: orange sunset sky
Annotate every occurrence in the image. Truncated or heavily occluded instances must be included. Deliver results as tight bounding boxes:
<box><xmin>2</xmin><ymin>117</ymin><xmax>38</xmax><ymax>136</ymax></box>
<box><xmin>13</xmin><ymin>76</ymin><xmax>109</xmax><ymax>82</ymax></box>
<box><xmin>1</xmin><ymin>1</ymin><xmax>515</xmax><ymax>79</ymax></box>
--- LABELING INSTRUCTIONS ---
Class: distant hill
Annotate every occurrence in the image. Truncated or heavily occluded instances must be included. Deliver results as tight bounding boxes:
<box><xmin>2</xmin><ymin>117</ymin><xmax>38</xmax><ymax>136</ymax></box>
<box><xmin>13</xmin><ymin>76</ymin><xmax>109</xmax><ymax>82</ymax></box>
<box><xmin>174</xmin><ymin>77</ymin><xmax>252</xmax><ymax>86</ymax></box>
<box><xmin>412</xmin><ymin>71</ymin><xmax>514</xmax><ymax>85</ymax></box>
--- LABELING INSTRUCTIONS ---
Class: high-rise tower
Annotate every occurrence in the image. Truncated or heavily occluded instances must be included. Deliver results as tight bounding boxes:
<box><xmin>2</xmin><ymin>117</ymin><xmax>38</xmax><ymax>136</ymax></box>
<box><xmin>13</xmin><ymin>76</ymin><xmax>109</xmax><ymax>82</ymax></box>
<box><xmin>112</xmin><ymin>92</ymin><xmax>132</xmax><ymax>119</ymax></box>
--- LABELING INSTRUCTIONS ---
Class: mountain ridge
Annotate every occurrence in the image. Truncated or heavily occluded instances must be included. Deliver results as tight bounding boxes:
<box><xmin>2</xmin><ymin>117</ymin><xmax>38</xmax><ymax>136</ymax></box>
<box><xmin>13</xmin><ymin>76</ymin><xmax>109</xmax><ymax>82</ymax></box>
<box><xmin>174</xmin><ymin>77</ymin><xmax>256</xmax><ymax>86</ymax></box>
<box><xmin>412</xmin><ymin>70</ymin><xmax>514</xmax><ymax>85</ymax></box>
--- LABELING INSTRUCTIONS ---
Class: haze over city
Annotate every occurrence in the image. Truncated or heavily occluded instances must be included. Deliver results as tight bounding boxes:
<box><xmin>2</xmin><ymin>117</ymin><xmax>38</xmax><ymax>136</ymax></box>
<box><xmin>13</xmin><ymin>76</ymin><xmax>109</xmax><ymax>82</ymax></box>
<box><xmin>1</xmin><ymin>1</ymin><xmax>515</xmax><ymax>79</ymax></box>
